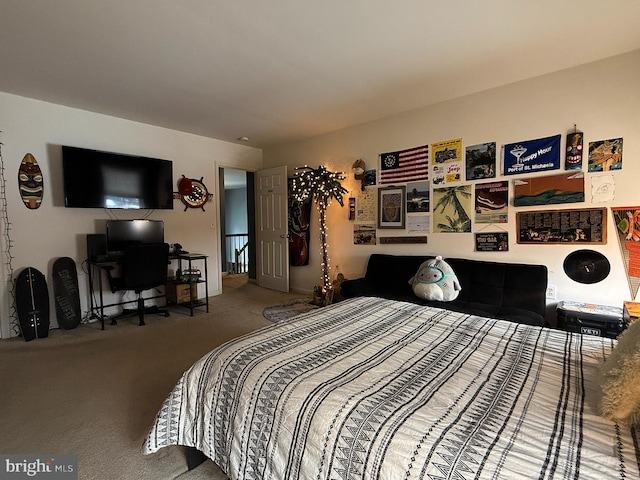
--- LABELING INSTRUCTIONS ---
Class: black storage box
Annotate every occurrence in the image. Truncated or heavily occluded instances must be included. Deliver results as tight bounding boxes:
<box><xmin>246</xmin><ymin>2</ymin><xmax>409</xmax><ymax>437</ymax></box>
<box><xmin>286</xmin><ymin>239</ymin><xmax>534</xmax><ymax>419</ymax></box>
<box><xmin>556</xmin><ymin>301</ymin><xmax>626</xmax><ymax>339</ymax></box>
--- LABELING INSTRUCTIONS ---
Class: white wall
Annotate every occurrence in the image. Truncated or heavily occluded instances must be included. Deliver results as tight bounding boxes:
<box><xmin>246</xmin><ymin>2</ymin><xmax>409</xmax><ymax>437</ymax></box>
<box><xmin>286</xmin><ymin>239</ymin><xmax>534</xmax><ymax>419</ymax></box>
<box><xmin>264</xmin><ymin>50</ymin><xmax>640</xmax><ymax>323</ymax></box>
<box><xmin>0</xmin><ymin>92</ymin><xmax>262</xmax><ymax>338</ymax></box>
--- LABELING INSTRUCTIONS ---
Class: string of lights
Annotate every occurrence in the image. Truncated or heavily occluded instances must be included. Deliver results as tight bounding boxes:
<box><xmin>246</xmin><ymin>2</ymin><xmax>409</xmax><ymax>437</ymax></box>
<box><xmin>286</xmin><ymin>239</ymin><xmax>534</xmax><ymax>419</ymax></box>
<box><xmin>290</xmin><ymin>165</ymin><xmax>347</xmax><ymax>297</ymax></box>
<box><xmin>0</xmin><ymin>133</ymin><xmax>19</xmax><ymax>335</ymax></box>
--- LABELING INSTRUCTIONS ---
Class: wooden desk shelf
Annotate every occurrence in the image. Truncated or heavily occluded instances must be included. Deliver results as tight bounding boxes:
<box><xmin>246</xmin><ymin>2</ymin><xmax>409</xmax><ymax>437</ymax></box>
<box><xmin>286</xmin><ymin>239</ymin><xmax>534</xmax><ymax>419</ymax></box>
<box><xmin>167</xmin><ymin>253</ymin><xmax>209</xmax><ymax>316</ymax></box>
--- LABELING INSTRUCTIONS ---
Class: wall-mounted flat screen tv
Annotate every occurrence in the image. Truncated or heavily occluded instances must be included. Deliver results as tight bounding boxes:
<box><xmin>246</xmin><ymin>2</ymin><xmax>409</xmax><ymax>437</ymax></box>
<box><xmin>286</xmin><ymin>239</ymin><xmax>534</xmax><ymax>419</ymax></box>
<box><xmin>62</xmin><ymin>146</ymin><xmax>174</xmax><ymax>209</ymax></box>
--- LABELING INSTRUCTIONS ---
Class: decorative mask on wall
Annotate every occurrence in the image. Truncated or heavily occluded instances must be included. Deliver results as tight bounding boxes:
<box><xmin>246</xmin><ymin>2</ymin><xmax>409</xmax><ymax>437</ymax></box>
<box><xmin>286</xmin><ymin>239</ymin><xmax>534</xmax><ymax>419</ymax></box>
<box><xmin>18</xmin><ymin>153</ymin><xmax>43</xmax><ymax>209</ymax></box>
<box><xmin>565</xmin><ymin>131</ymin><xmax>584</xmax><ymax>170</ymax></box>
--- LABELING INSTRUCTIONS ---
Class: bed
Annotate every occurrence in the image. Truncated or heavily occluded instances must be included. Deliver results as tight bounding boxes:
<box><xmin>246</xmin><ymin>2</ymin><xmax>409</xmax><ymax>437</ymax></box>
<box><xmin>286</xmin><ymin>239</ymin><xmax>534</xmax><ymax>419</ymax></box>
<box><xmin>143</xmin><ymin>297</ymin><xmax>640</xmax><ymax>479</ymax></box>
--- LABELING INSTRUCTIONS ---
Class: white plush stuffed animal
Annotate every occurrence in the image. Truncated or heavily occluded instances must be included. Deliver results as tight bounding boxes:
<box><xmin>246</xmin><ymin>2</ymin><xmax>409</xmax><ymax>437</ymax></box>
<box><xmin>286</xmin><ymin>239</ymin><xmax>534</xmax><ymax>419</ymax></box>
<box><xmin>408</xmin><ymin>256</ymin><xmax>461</xmax><ymax>301</ymax></box>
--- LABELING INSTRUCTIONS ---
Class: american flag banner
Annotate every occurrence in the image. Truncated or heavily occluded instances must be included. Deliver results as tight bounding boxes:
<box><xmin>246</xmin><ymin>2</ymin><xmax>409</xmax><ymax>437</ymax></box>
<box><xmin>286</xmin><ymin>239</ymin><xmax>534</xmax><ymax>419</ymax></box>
<box><xmin>379</xmin><ymin>145</ymin><xmax>429</xmax><ymax>184</ymax></box>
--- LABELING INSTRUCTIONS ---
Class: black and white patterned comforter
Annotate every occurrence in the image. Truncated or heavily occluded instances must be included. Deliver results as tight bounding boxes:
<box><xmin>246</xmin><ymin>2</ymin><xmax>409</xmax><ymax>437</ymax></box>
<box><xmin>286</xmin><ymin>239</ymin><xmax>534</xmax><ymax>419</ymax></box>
<box><xmin>143</xmin><ymin>297</ymin><xmax>640</xmax><ymax>479</ymax></box>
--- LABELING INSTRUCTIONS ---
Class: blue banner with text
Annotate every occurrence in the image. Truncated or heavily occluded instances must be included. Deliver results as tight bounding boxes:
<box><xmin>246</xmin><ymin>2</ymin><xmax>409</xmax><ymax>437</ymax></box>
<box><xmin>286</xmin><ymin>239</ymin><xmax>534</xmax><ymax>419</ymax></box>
<box><xmin>503</xmin><ymin>134</ymin><xmax>561</xmax><ymax>175</ymax></box>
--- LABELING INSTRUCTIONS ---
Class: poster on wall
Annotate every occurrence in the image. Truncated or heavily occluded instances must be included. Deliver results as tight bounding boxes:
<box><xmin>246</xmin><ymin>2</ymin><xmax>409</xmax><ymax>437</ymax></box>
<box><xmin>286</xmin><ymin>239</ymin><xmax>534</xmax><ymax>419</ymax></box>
<box><xmin>431</xmin><ymin>138</ymin><xmax>463</xmax><ymax>185</ymax></box>
<box><xmin>408</xmin><ymin>215</ymin><xmax>430</xmax><ymax>233</ymax></box>
<box><xmin>433</xmin><ymin>185</ymin><xmax>472</xmax><ymax>233</ymax></box>
<box><xmin>513</xmin><ymin>171</ymin><xmax>585</xmax><ymax>207</ymax></box>
<box><xmin>475</xmin><ymin>232</ymin><xmax>509</xmax><ymax>252</ymax></box>
<box><xmin>588</xmin><ymin>138</ymin><xmax>623</xmax><ymax>172</ymax></box>
<box><xmin>406</xmin><ymin>180</ymin><xmax>429</xmax><ymax>213</ymax></box>
<box><xmin>611</xmin><ymin>206</ymin><xmax>640</xmax><ymax>299</ymax></box>
<box><xmin>354</xmin><ymin>223</ymin><xmax>376</xmax><ymax>245</ymax></box>
<box><xmin>503</xmin><ymin>134</ymin><xmax>561</xmax><ymax>176</ymax></box>
<box><xmin>363</xmin><ymin>169</ymin><xmax>377</xmax><ymax>187</ymax></box>
<box><xmin>475</xmin><ymin>181</ymin><xmax>508</xmax><ymax>224</ymax></box>
<box><xmin>356</xmin><ymin>188</ymin><xmax>376</xmax><ymax>222</ymax></box>
<box><xmin>466</xmin><ymin>142</ymin><xmax>496</xmax><ymax>180</ymax></box>
<box><xmin>516</xmin><ymin>207</ymin><xmax>606</xmax><ymax>244</ymax></box>
<box><xmin>591</xmin><ymin>175</ymin><xmax>615</xmax><ymax>203</ymax></box>
<box><xmin>288</xmin><ymin>180</ymin><xmax>311</xmax><ymax>266</ymax></box>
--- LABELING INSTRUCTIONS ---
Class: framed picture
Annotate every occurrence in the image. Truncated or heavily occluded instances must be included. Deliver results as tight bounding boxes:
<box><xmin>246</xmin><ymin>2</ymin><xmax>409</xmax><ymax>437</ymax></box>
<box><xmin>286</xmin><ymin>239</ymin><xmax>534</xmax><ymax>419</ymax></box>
<box><xmin>378</xmin><ymin>186</ymin><xmax>406</xmax><ymax>229</ymax></box>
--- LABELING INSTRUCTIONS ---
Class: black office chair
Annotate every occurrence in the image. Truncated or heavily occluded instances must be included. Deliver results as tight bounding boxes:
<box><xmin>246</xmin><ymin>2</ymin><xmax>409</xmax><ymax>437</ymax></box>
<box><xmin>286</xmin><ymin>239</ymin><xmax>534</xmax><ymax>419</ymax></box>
<box><xmin>105</xmin><ymin>243</ymin><xmax>170</xmax><ymax>326</ymax></box>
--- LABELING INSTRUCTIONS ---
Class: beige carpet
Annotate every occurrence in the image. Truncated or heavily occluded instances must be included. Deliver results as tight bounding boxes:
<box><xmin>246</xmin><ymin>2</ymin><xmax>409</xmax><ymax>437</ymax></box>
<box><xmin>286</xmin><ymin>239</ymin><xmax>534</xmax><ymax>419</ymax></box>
<box><xmin>0</xmin><ymin>276</ymin><xmax>306</xmax><ymax>480</ymax></box>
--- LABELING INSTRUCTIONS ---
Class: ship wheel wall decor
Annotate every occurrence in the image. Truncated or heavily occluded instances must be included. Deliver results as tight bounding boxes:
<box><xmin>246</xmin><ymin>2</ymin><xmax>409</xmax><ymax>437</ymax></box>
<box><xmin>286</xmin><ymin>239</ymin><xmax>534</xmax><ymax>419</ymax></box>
<box><xmin>180</xmin><ymin>177</ymin><xmax>212</xmax><ymax>211</ymax></box>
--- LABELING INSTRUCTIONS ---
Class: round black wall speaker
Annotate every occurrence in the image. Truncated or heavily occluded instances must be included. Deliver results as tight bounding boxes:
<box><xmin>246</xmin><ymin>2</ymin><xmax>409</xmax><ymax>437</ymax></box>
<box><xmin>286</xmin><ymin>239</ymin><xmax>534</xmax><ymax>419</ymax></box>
<box><xmin>563</xmin><ymin>249</ymin><xmax>610</xmax><ymax>284</ymax></box>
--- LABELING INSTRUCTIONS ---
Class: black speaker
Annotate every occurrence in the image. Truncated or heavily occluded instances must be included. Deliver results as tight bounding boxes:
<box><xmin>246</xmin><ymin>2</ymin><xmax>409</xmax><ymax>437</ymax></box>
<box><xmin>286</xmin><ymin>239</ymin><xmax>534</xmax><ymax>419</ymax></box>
<box><xmin>86</xmin><ymin>234</ymin><xmax>107</xmax><ymax>261</ymax></box>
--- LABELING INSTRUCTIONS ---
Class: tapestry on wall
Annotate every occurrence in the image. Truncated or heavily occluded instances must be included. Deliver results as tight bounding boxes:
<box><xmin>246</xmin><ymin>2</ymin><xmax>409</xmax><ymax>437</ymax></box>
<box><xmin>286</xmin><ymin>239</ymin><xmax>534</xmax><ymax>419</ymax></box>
<box><xmin>379</xmin><ymin>144</ymin><xmax>429</xmax><ymax>184</ymax></box>
<box><xmin>611</xmin><ymin>206</ymin><xmax>640</xmax><ymax>299</ymax></box>
<box><xmin>513</xmin><ymin>171</ymin><xmax>585</xmax><ymax>207</ymax></box>
<box><xmin>288</xmin><ymin>179</ymin><xmax>311</xmax><ymax>266</ymax></box>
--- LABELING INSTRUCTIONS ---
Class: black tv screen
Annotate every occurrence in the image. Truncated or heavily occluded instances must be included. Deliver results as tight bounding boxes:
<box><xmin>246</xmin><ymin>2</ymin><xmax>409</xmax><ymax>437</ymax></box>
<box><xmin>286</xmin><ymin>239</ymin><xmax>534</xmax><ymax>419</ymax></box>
<box><xmin>62</xmin><ymin>146</ymin><xmax>174</xmax><ymax>209</ymax></box>
<box><xmin>106</xmin><ymin>219</ymin><xmax>164</xmax><ymax>253</ymax></box>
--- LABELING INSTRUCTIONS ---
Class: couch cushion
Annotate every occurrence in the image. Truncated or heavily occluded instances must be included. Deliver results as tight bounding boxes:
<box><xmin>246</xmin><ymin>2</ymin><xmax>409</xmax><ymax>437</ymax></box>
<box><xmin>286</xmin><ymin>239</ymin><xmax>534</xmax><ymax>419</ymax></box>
<box><xmin>445</xmin><ymin>257</ymin><xmax>547</xmax><ymax>319</ymax></box>
<box><xmin>364</xmin><ymin>254</ymin><xmax>434</xmax><ymax>296</ymax></box>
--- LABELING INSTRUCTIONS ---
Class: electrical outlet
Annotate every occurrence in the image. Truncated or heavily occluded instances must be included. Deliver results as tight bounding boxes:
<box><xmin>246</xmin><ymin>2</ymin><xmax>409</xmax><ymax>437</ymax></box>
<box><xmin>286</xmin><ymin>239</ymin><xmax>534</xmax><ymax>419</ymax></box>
<box><xmin>546</xmin><ymin>284</ymin><xmax>557</xmax><ymax>300</ymax></box>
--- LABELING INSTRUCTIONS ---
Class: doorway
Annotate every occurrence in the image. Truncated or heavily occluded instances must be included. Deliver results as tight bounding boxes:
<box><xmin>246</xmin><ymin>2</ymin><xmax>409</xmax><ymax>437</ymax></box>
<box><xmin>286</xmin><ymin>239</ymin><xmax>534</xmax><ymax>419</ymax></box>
<box><xmin>219</xmin><ymin>167</ymin><xmax>256</xmax><ymax>290</ymax></box>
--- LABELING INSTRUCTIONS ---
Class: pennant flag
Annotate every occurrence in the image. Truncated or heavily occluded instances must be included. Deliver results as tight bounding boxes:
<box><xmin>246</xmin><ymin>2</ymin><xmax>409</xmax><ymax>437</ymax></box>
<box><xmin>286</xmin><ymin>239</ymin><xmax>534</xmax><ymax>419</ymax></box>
<box><xmin>503</xmin><ymin>134</ymin><xmax>561</xmax><ymax>176</ymax></box>
<box><xmin>611</xmin><ymin>207</ymin><xmax>640</xmax><ymax>299</ymax></box>
<box><xmin>379</xmin><ymin>145</ymin><xmax>428</xmax><ymax>184</ymax></box>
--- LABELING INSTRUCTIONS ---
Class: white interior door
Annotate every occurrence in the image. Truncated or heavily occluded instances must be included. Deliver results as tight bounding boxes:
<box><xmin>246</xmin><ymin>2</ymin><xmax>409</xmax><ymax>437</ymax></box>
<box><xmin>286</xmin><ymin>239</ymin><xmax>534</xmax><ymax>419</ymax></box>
<box><xmin>255</xmin><ymin>166</ymin><xmax>289</xmax><ymax>292</ymax></box>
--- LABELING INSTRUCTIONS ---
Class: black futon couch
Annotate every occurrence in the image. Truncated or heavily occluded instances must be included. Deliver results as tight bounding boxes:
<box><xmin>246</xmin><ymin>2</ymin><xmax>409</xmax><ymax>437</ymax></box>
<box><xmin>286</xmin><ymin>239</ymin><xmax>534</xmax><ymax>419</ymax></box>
<box><xmin>340</xmin><ymin>254</ymin><xmax>548</xmax><ymax>326</ymax></box>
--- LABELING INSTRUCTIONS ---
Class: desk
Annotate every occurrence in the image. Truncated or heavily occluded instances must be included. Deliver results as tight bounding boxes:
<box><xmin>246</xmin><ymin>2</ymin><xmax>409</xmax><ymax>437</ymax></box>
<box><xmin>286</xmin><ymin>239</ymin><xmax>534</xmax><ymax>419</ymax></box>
<box><xmin>88</xmin><ymin>253</ymin><xmax>209</xmax><ymax>329</ymax></box>
<box><xmin>88</xmin><ymin>259</ymin><xmax>167</xmax><ymax>330</ymax></box>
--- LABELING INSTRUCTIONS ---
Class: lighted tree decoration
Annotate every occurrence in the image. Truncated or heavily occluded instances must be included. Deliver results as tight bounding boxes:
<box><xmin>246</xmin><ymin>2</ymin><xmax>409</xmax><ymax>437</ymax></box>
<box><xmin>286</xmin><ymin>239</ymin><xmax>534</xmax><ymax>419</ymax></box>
<box><xmin>290</xmin><ymin>165</ymin><xmax>347</xmax><ymax>299</ymax></box>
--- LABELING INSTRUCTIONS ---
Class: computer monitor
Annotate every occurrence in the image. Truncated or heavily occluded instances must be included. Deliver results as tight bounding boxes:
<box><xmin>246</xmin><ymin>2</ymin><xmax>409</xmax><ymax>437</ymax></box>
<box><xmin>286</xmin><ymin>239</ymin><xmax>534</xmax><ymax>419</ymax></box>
<box><xmin>106</xmin><ymin>220</ymin><xmax>164</xmax><ymax>254</ymax></box>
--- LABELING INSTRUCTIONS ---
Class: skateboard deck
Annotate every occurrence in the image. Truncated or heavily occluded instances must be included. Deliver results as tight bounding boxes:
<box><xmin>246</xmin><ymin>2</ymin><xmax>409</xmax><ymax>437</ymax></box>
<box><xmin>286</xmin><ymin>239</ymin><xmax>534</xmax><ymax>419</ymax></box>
<box><xmin>52</xmin><ymin>257</ymin><xmax>82</xmax><ymax>330</ymax></box>
<box><xmin>15</xmin><ymin>267</ymin><xmax>50</xmax><ymax>341</ymax></box>
<box><xmin>18</xmin><ymin>153</ymin><xmax>44</xmax><ymax>209</ymax></box>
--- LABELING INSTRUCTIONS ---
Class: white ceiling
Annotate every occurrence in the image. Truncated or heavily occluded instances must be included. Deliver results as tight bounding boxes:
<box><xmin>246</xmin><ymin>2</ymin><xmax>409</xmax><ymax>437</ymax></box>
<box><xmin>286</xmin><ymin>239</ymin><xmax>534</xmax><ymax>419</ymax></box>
<box><xmin>1</xmin><ymin>1</ymin><xmax>639</xmax><ymax>148</ymax></box>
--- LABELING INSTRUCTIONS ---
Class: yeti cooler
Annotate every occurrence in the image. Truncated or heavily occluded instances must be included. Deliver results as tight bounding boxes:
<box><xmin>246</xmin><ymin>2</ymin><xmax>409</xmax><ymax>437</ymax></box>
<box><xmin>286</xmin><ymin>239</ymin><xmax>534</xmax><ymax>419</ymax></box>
<box><xmin>556</xmin><ymin>301</ymin><xmax>626</xmax><ymax>339</ymax></box>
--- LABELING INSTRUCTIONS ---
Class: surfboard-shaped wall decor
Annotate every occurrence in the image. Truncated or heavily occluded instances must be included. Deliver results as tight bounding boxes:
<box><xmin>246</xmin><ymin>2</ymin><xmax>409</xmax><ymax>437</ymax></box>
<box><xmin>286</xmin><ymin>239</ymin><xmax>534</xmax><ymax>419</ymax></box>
<box><xmin>18</xmin><ymin>153</ymin><xmax>43</xmax><ymax>209</ymax></box>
